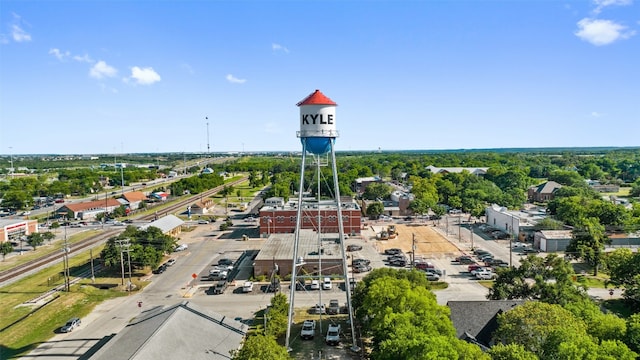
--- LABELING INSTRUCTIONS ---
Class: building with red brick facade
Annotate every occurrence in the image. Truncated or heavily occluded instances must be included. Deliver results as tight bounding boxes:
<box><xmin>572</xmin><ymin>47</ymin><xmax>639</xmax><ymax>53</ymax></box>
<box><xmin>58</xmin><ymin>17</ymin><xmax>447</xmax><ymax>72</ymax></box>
<box><xmin>258</xmin><ymin>200</ymin><xmax>362</xmax><ymax>236</ymax></box>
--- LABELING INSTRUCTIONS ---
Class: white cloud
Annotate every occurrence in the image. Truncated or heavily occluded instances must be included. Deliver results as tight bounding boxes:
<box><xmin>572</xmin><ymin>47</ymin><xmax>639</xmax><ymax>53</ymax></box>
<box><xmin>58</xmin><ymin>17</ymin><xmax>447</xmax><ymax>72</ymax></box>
<box><xmin>90</xmin><ymin>60</ymin><xmax>118</xmax><ymax>79</ymax></box>
<box><xmin>591</xmin><ymin>111</ymin><xmax>606</xmax><ymax>117</ymax></box>
<box><xmin>11</xmin><ymin>24</ymin><xmax>31</xmax><ymax>42</ymax></box>
<box><xmin>226</xmin><ymin>74</ymin><xmax>247</xmax><ymax>84</ymax></box>
<box><xmin>49</xmin><ymin>48</ymin><xmax>70</xmax><ymax>61</ymax></box>
<box><xmin>73</xmin><ymin>54</ymin><xmax>93</xmax><ymax>63</ymax></box>
<box><xmin>272</xmin><ymin>43</ymin><xmax>290</xmax><ymax>53</ymax></box>
<box><xmin>130</xmin><ymin>66</ymin><xmax>161</xmax><ymax>85</ymax></box>
<box><xmin>592</xmin><ymin>0</ymin><xmax>633</xmax><ymax>14</ymax></box>
<box><xmin>575</xmin><ymin>18</ymin><xmax>636</xmax><ymax>45</ymax></box>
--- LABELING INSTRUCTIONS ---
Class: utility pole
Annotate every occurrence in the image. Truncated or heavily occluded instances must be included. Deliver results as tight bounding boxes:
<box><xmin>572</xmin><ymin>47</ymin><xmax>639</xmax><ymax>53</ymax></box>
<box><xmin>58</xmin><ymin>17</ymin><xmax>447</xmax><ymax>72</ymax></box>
<box><xmin>63</xmin><ymin>224</ymin><xmax>70</xmax><ymax>292</ymax></box>
<box><xmin>115</xmin><ymin>239</ymin><xmax>130</xmax><ymax>286</ymax></box>
<box><xmin>90</xmin><ymin>248</ymin><xmax>95</xmax><ymax>283</ymax></box>
<box><xmin>411</xmin><ymin>233</ymin><xmax>416</xmax><ymax>269</ymax></box>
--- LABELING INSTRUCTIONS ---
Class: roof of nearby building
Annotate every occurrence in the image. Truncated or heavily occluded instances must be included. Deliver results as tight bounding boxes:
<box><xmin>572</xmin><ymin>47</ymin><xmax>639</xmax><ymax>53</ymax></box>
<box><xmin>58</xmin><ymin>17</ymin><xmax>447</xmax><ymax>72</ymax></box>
<box><xmin>88</xmin><ymin>301</ymin><xmax>247</xmax><ymax>360</ymax></box>
<box><xmin>0</xmin><ymin>219</ymin><xmax>35</xmax><ymax>228</ymax></box>
<box><xmin>62</xmin><ymin>199</ymin><xmax>121</xmax><ymax>212</ymax></box>
<box><xmin>486</xmin><ymin>204</ymin><xmax>547</xmax><ymax>226</ymax></box>
<box><xmin>122</xmin><ymin>191</ymin><xmax>147</xmax><ymax>202</ymax></box>
<box><xmin>296</xmin><ymin>89</ymin><xmax>337</xmax><ymax>106</ymax></box>
<box><xmin>539</xmin><ymin>230</ymin><xmax>573</xmax><ymax>239</ymax></box>
<box><xmin>138</xmin><ymin>214</ymin><xmax>184</xmax><ymax>233</ymax></box>
<box><xmin>448</xmin><ymin>300</ymin><xmax>526</xmax><ymax>346</ymax></box>
<box><xmin>260</xmin><ymin>199</ymin><xmax>360</xmax><ymax>212</ymax></box>
<box><xmin>354</xmin><ymin>176</ymin><xmax>380</xmax><ymax>184</ymax></box>
<box><xmin>529</xmin><ymin>181</ymin><xmax>562</xmax><ymax>194</ymax></box>
<box><xmin>255</xmin><ymin>231</ymin><xmax>342</xmax><ymax>261</ymax></box>
<box><xmin>425</xmin><ymin>165</ymin><xmax>489</xmax><ymax>175</ymax></box>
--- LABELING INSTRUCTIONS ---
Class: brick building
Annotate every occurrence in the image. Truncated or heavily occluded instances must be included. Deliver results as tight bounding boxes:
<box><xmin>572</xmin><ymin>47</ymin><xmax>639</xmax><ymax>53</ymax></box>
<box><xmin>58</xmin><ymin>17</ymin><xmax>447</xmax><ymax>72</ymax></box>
<box><xmin>258</xmin><ymin>199</ymin><xmax>361</xmax><ymax>236</ymax></box>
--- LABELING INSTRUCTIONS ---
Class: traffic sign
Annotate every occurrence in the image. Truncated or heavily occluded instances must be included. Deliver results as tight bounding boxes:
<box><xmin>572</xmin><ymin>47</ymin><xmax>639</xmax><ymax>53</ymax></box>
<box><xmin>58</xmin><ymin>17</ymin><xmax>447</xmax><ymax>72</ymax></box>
<box><xmin>192</xmin><ymin>273</ymin><xmax>197</xmax><ymax>279</ymax></box>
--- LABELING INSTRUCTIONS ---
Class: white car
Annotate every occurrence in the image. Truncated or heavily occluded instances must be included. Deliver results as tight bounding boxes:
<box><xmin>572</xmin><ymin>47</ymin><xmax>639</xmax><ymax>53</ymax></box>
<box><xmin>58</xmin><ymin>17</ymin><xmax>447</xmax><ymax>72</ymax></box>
<box><xmin>512</xmin><ymin>242</ymin><xmax>526</xmax><ymax>248</ymax></box>
<box><xmin>310</xmin><ymin>280</ymin><xmax>320</xmax><ymax>290</ymax></box>
<box><xmin>300</xmin><ymin>320</ymin><xmax>316</xmax><ymax>340</ymax></box>
<box><xmin>476</xmin><ymin>272</ymin><xmax>497</xmax><ymax>280</ymax></box>
<box><xmin>174</xmin><ymin>244</ymin><xmax>188</xmax><ymax>252</ymax></box>
<box><xmin>322</xmin><ymin>277</ymin><xmax>332</xmax><ymax>290</ymax></box>
<box><xmin>326</xmin><ymin>324</ymin><xmax>341</xmax><ymax>345</ymax></box>
<box><xmin>242</xmin><ymin>281</ymin><xmax>253</xmax><ymax>293</ymax></box>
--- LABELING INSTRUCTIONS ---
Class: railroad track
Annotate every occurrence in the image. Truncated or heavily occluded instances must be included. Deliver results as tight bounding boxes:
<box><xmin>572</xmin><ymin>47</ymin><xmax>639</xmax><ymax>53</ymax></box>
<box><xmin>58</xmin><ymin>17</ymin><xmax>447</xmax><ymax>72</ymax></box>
<box><xmin>0</xmin><ymin>229</ymin><xmax>120</xmax><ymax>285</ymax></box>
<box><xmin>138</xmin><ymin>177</ymin><xmax>248</xmax><ymax>221</ymax></box>
<box><xmin>0</xmin><ymin>177</ymin><xmax>248</xmax><ymax>286</ymax></box>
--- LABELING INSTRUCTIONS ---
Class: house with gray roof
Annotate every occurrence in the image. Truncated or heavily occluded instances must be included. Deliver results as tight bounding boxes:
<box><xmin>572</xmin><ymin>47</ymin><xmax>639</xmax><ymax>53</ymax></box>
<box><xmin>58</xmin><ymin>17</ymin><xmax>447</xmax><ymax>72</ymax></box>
<box><xmin>527</xmin><ymin>181</ymin><xmax>562</xmax><ymax>202</ymax></box>
<box><xmin>448</xmin><ymin>300</ymin><xmax>526</xmax><ymax>348</ymax></box>
<box><xmin>88</xmin><ymin>301</ymin><xmax>247</xmax><ymax>360</ymax></box>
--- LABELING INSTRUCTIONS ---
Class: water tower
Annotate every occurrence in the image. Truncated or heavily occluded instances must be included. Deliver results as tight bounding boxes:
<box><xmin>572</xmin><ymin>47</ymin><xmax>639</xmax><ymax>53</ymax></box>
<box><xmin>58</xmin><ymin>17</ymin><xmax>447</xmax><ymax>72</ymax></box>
<box><xmin>285</xmin><ymin>90</ymin><xmax>359</xmax><ymax>352</ymax></box>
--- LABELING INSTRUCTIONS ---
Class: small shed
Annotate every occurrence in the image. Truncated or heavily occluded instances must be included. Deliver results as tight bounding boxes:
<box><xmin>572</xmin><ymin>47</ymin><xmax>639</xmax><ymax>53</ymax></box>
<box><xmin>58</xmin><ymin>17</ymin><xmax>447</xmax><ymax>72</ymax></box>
<box><xmin>535</xmin><ymin>230</ymin><xmax>573</xmax><ymax>252</ymax></box>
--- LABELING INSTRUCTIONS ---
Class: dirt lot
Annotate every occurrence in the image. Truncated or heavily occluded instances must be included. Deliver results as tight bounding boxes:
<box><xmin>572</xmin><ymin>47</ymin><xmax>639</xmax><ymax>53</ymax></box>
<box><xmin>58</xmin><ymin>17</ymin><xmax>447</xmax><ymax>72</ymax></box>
<box><xmin>366</xmin><ymin>223</ymin><xmax>462</xmax><ymax>259</ymax></box>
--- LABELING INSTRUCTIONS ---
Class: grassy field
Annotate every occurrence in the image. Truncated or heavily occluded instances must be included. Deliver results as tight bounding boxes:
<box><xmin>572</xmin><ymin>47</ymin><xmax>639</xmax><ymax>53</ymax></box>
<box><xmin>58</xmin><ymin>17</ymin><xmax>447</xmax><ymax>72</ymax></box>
<box><xmin>0</xmin><ymin>244</ymin><xmax>138</xmax><ymax>358</ymax></box>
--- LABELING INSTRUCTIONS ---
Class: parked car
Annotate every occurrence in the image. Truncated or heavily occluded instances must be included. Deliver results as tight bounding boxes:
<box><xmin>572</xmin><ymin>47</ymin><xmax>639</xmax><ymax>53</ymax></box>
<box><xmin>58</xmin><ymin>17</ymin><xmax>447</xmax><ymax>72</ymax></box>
<box><xmin>352</xmin><ymin>258</ymin><xmax>371</xmax><ymax>266</ymax></box>
<box><xmin>388</xmin><ymin>257</ymin><xmax>407</xmax><ymax>267</ymax></box>
<box><xmin>472</xmin><ymin>267</ymin><xmax>494</xmax><ymax>277</ymax></box>
<box><xmin>153</xmin><ymin>264</ymin><xmax>167</xmax><ymax>274</ymax></box>
<box><xmin>174</xmin><ymin>244</ymin><xmax>188</xmax><ymax>252</ymax></box>
<box><xmin>61</xmin><ymin>317</ymin><xmax>81</xmax><ymax>333</ymax></box>
<box><xmin>300</xmin><ymin>320</ymin><xmax>316</xmax><ymax>340</ymax></box>
<box><xmin>327</xmin><ymin>299</ymin><xmax>340</xmax><ymax>315</ymax></box>
<box><xmin>242</xmin><ymin>281</ymin><xmax>253</xmax><ymax>293</ymax></box>
<box><xmin>165</xmin><ymin>258</ymin><xmax>176</xmax><ymax>266</ymax></box>
<box><xmin>426</xmin><ymin>273</ymin><xmax>440</xmax><ymax>281</ymax></box>
<box><xmin>476</xmin><ymin>271</ymin><xmax>497</xmax><ymax>280</ymax></box>
<box><xmin>414</xmin><ymin>261</ymin><xmax>435</xmax><ymax>270</ymax></box>
<box><xmin>384</xmin><ymin>248</ymin><xmax>403</xmax><ymax>255</ymax></box>
<box><xmin>522</xmin><ymin>247</ymin><xmax>541</xmax><ymax>254</ymax></box>
<box><xmin>424</xmin><ymin>268</ymin><xmax>443</xmax><ymax>276</ymax></box>
<box><xmin>353</xmin><ymin>264</ymin><xmax>372</xmax><ymax>273</ymax></box>
<box><xmin>212</xmin><ymin>280</ymin><xmax>228</xmax><ymax>295</ymax></box>
<box><xmin>467</xmin><ymin>263</ymin><xmax>483</xmax><ymax>272</ymax></box>
<box><xmin>208</xmin><ymin>268</ymin><xmax>228</xmax><ymax>280</ymax></box>
<box><xmin>217</xmin><ymin>258</ymin><xmax>234</xmax><ymax>270</ymax></box>
<box><xmin>347</xmin><ymin>244</ymin><xmax>363</xmax><ymax>251</ymax></box>
<box><xmin>311</xmin><ymin>304</ymin><xmax>326</xmax><ymax>314</ymax></box>
<box><xmin>322</xmin><ymin>277</ymin><xmax>332</xmax><ymax>290</ymax></box>
<box><xmin>310</xmin><ymin>280</ymin><xmax>320</xmax><ymax>290</ymax></box>
<box><xmin>197</xmin><ymin>220</ymin><xmax>209</xmax><ymax>224</ymax></box>
<box><xmin>326</xmin><ymin>324</ymin><xmax>341</xmax><ymax>345</ymax></box>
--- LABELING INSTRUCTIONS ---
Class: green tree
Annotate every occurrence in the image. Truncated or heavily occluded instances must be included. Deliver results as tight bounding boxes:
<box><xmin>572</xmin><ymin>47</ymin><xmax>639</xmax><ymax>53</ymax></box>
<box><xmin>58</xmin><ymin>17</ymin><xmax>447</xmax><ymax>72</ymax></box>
<box><xmin>1</xmin><ymin>190</ymin><xmax>31</xmax><ymax>210</ymax></box>
<box><xmin>42</xmin><ymin>231</ymin><xmax>56</xmax><ymax>244</ymax></box>
<box><xmin>362</xmin><ymin>182</ymin><xmax>392</xmax><ymax>200</ymax></box>
<box><xmin>488</xmin><ymin>254</ymin><xmax>587</xmax><ymax>305</ymax></box>
<box><xmin>494</xmin><ymin>302</ymin><xmax>587</xmax><ymax>357</ymax></box>
<box><xmin>27</xmin><ymin>233</ymin><xmax>44</xmax><ymax>249</ymax></box>
<box><xmin>265</xmin><ymin>293</ymin><xmax>288</xmax><ymax>338</ymax></box>
<box><xmin>566</xmin><ymin>217</ymin><xmax>607</xmax><ymax>275</ymax></box>
<box><xmin>231</xmin><ymin>333</ymin><xmax>290</xmax><ymax>360</ymax></box>
<box><xmin>626</xmin><ymin>313</ymin><xmax>640</xmax><ymax>353</ymax></box>
<box><xmin>366</xmin><ymin>201</ymin><xmax>384</xmax><ymax>219</ymax></box>
<box><xmin>0</xmin><ymin>242</ymin><xmax>13</xmax><ymax>261</ymax></box>
<box><xmin>487</xmin><ymin>343</ymin><xmax>538</xmax><ymax>360</ymax></box>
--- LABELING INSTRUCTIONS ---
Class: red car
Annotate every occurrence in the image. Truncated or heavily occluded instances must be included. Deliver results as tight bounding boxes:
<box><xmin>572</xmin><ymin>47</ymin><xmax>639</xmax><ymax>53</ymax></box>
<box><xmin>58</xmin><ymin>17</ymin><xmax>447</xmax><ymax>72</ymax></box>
<box><xmin>467</xmin><ymin>263</ymin><xmax>483</xmax><ymax>272</ymax></box>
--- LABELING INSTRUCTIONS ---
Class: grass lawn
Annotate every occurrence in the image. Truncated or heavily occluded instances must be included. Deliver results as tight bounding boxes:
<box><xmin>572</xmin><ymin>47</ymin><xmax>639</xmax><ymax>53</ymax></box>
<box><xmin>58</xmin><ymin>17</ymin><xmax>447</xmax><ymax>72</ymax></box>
<box><xmin>602</xmin><ymin>187</ymin><xmax>631</xmax><ymax>197</ymax></box>
<box><xmin>0</xmin><ymin>244</ymin><xmax>141</xmax><ymax>358</ymax></box>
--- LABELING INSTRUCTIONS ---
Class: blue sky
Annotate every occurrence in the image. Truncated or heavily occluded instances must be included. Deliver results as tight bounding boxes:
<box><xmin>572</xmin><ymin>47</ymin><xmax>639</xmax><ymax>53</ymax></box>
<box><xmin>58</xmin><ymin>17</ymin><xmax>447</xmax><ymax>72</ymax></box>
<box><xmin>1</xmin><ymin>0</ymin><xmax>638</xmax><ymax>155</ymax></box>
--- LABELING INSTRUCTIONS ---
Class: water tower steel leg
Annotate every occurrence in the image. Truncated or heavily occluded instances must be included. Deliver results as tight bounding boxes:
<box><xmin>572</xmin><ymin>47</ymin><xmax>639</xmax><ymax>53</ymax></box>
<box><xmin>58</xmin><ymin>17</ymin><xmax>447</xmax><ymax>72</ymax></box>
<box><xmin>285</xmin><ymin>142</ymin><xmax>308</xmax><ymax>351</ymax></box>
<box><xmin>330</xmin><ymin>141</ymin><xmax>360</xmax><ymax>352</ymax></box>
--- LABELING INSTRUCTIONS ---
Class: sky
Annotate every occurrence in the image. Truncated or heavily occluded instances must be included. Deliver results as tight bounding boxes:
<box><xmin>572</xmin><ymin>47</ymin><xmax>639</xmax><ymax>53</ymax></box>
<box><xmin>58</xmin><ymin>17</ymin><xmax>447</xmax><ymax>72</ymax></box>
<box><xmin>0</xmin><ymin>0</ymin><xmax>638</xmax><ymax>155</ymax></box>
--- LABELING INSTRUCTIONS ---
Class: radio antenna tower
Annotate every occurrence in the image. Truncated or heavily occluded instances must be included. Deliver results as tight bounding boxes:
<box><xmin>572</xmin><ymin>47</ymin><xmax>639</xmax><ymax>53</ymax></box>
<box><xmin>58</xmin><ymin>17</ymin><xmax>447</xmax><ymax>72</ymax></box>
<box><xmin>206</xmin><ymin>117</ymin><xmax>210</xmax><ymax>154</ymax></box>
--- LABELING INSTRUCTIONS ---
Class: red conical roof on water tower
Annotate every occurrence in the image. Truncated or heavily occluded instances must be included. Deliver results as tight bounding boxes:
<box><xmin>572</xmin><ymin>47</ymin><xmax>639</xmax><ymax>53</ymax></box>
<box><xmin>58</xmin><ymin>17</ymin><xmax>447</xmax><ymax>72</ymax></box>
<box><xmin>296</xmin><ymin>89</ymin><xmax>337</xmax><ymax>106</ymax></box>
